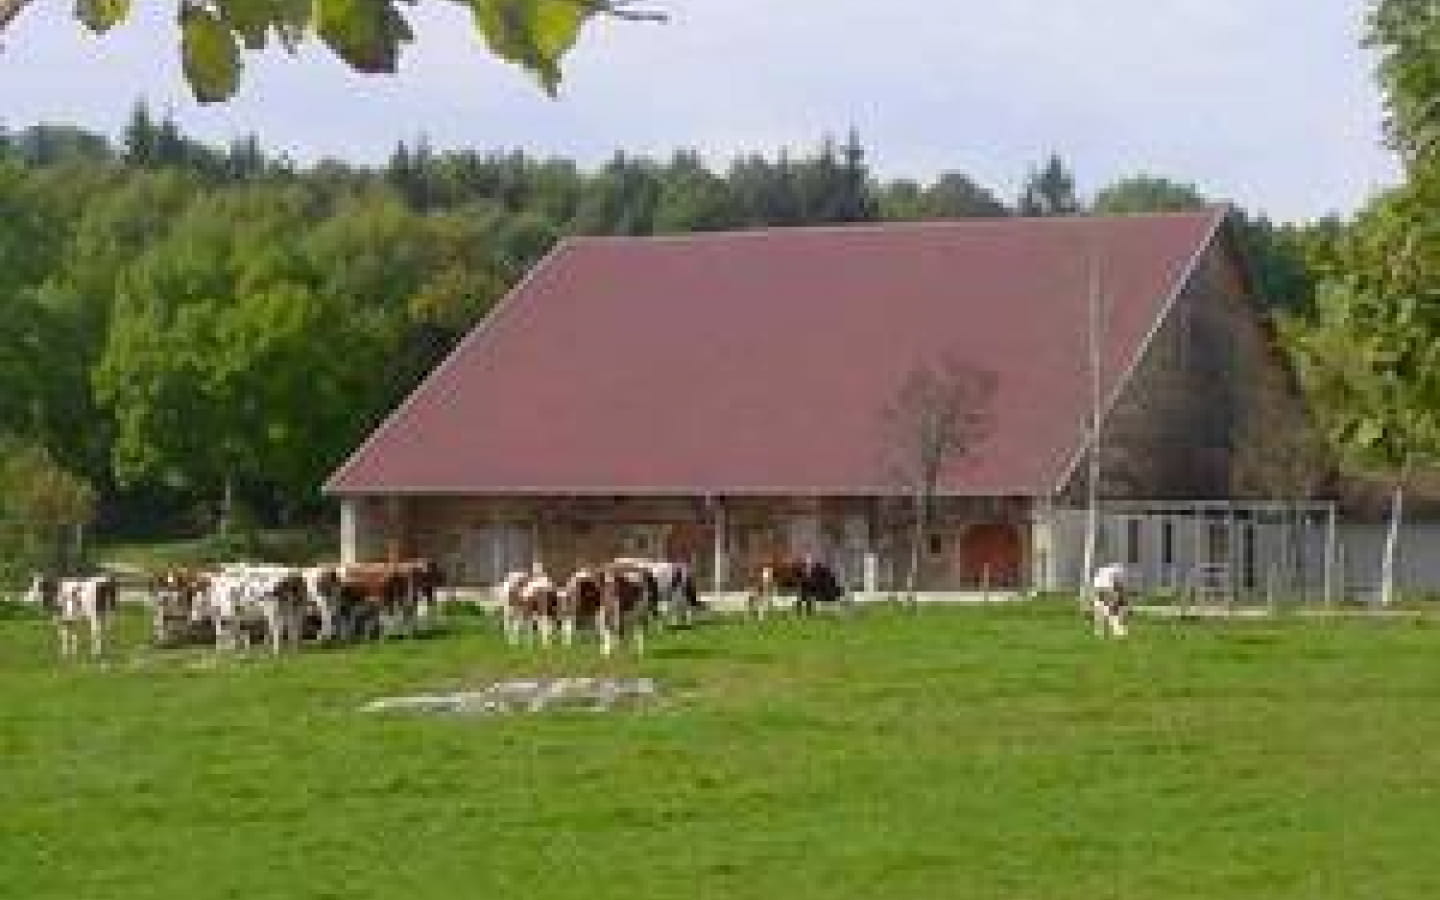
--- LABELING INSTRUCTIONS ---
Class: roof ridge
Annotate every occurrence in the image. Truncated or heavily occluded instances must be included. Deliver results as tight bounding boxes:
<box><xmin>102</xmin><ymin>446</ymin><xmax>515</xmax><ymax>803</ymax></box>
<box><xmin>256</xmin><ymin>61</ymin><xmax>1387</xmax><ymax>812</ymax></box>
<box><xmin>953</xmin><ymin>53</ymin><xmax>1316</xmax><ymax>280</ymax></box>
<box><xmin>564</xmin><ymin>207</ymin><xmax>1229</xmax><ymax>246</ymax></box>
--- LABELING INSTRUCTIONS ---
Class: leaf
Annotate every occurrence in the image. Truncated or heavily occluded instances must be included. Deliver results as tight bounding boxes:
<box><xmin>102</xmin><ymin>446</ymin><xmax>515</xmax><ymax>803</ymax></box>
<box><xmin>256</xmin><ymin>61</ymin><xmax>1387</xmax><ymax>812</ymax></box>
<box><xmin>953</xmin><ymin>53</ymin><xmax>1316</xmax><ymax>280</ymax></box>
<box><xmin>1352</xmin><ymin>418</ymin><xmax>1384</xmax><ymax>450</ymax></box>
<box><xmin>463</xmin><ymin>0</ymin><xmax>592</xmax><ymax>95</ymax></box>
<box><xmin>314</xmin><ymin>0</ymin><xmax>414</xmax><ymax>74</ymax></box>
<box><xmin>213</xmin><ymin>0</ymin><xmax>308</xmax><ymax>50</ymax></box>
<box><xmin>75</xmin><ymin>0</ymin><xmax>130</xmax><ymax>34</ymax></box>
<box><xmin>0</xmin><ymin>0</ymin><xmax>35</xmax><ymax>32</ymax></box>
<box><xmin>180</xmin><ymin>1</ymin><xmax>241</xmax><ymax>102</ymax></box>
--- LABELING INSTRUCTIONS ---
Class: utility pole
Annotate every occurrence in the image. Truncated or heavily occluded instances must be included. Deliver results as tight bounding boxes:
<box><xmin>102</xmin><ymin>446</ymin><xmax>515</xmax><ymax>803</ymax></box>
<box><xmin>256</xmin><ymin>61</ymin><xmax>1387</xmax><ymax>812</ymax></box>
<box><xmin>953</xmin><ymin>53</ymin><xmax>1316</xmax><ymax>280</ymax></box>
<box><xmin>1080</xmin><ymin>244</ymin><xmax>1104</xmax><ymax>602</ymax></box>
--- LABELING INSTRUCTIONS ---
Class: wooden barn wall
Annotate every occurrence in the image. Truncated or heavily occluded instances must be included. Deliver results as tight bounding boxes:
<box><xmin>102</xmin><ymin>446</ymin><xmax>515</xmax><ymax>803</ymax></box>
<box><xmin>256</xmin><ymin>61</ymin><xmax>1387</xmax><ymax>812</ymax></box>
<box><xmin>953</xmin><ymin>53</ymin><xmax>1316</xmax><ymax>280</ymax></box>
<box><xmin>351</xmin><ymin>494</ymin><xmax>1036</xmax><ymax>591</ymax></box>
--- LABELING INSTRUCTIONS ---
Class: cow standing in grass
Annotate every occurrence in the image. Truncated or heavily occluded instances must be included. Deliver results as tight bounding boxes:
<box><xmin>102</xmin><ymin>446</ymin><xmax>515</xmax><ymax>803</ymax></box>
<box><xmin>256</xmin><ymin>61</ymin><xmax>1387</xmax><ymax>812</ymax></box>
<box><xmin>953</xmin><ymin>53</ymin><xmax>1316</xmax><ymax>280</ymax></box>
<box><xmin>27</xmin><ymin>574</ymin><xmax>118</xmax><ymax>659</ymax></box>
<box><xmin>205</xmin><ymin>565</ymin><xmax>307</xmax><ymax>654</ymax></box>
<box><xmin>300</xmin><ymin>565</ymin><xmax>342</xmax><ymax>641</ymax></box>
<box><xmin>597</xmin><ymin>562</ymin><xmax>655</xmax><ymax>657</ymax></box>
<box><xmin>1090</xmin><ymin>562</ymin><xmax>1130</xmax><ymax>639</ymax></box>
<box><xmin>497</xmin><ymin>564</ymin><xmax>561</xmax><ymax>646</ymax></box>
<box><xmin>612</xmin><ymin>557</ymin><xmax>700</xmax><ymax>627</ymax></box>
<box><xmin>151</xmin><ymin>569</ymin><xmax>212</xmax><ymax>646</ymax></box>
<box><xmin>398</xmin><ymin>559</ymin><xmax>444</xmax><ymax>624</ymax></box>
<box><xmin>558</xmin><ymin>567</ymin><xmax>604</xmax><ymax>647</ymax></box>
<box><xmin>747</xmin><ymin>555</ymin><xmax>846</xmax><ymax>618</ymax></box>
<box><xmin>334</xmin><ymin>560</ymin><xmax>441</xmax><ymax>640</ymax></box>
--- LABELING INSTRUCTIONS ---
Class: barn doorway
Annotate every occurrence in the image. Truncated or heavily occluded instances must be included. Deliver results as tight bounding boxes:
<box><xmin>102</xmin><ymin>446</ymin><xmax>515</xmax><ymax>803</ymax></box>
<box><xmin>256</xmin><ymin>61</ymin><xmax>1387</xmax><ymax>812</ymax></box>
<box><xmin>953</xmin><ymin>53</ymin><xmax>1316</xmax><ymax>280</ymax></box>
<box><xmin>958</xmin><ymin>523</ymin><xmax>1023</xmax><ymax>588</ymax></box>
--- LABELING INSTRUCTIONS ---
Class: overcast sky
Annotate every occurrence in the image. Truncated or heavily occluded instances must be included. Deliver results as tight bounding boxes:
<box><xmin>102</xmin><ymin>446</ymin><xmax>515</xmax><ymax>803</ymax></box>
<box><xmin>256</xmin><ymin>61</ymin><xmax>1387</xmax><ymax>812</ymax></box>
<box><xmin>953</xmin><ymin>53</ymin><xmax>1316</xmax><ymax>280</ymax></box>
<box><xmin>0</xmin><ymin>0</ymin><xmax>1399</xmax><ymax>222</ymax></box>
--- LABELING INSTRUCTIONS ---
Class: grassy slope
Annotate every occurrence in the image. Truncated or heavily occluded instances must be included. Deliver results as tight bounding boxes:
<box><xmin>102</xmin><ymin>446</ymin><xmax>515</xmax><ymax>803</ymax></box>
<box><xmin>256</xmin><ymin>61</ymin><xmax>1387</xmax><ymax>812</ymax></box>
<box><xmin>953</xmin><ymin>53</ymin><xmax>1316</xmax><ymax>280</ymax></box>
<box><xmin>3</xmin><ymin>603</ymin><xmax>1440</xmax><ymax>899</ymax></box>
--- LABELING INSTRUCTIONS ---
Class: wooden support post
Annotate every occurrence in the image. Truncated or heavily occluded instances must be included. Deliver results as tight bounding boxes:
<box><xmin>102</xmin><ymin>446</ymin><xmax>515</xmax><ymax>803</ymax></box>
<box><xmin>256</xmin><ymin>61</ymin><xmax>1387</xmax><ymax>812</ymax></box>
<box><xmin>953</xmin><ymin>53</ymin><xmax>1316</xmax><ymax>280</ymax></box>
<box><xmin>1226</xmin><ymin>507</ymin><xmax>1237</xmax><ymax>614</ymax></box>
<box><xmin>1323</xmin><ymin>503</ymin><xmax>1337</xmax><ymax>609</ymax></box>
<box><xmin>711</xmin><ymin>497</ymin><xmax>728</xmax><ymax>594</ymax></box>
<box><xmin>1336</xmin><ymin>544</ymin><xmax>1347</xmax><ymax>610</ymax></box>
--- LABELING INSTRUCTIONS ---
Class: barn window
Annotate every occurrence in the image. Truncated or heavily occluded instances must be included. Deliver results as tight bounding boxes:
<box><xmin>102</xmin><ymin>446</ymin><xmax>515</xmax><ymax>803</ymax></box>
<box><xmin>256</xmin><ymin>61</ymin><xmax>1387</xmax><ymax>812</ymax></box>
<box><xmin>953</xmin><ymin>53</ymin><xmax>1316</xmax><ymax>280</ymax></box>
<box><xmin>928</xmin><ymin>534</ymin><xmax>944</xmax><ymax>556</ymax></box>
<box><xmin>1241</xmin><ymin>524</ymin><xmax>1257</xmax><ymax>590</ymax></box>
<box><xmin>1125</xmin><ymin>519</ymin><xmax>1142</xmax><ymax>565</ymax></box>
<box><xmin>1207</xmin><ymin>521</ymin><xmax>1230</xmax><ymax>562</ymax></box>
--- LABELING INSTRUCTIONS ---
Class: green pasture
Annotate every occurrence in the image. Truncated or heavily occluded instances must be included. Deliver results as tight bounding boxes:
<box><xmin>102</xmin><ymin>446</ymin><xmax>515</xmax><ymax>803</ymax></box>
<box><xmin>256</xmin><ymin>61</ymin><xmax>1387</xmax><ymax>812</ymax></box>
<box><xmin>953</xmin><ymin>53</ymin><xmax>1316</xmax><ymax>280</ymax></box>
<box><xmin>4</xmin><ymin>602</ymin><xmax>1440</xmax><ymax>899</ymax></box>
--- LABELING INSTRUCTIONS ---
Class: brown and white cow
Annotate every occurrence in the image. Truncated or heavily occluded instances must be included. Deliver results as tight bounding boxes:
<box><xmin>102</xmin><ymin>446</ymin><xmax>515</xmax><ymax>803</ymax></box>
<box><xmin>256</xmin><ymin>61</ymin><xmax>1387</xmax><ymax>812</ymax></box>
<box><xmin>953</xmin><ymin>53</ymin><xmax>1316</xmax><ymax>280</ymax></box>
<box><xmin>596</xmin><ymin>562</ymin><xmax>656</xmax><ymax>657</ymax></box>
<box><xmin>151</xmin><ymin>568</ymin><xmax>212</xmax><ymax>645</ymax></box>
<box><xmin>335</xmin><ymin>560</ymin><xmax>442</xmax><ymax>640</ymax></box>
<box><xmin>496</xmin><ymin>564</ymin><xmax>561</xmax><ymax>646</ymax></box>
<box><xmin>746</xmin><ymin>555</ymin><xmax>846</xmax><ymax>619</ymax></box>
<box><xmin>27</xmin><ymin>574</ymin><xmax>118</xmax><ymax>659</ymax></box>
<box><xmin>558</xmin><ymin>567</ymin><xmax>605</xmax><ymax>647</ymax></box>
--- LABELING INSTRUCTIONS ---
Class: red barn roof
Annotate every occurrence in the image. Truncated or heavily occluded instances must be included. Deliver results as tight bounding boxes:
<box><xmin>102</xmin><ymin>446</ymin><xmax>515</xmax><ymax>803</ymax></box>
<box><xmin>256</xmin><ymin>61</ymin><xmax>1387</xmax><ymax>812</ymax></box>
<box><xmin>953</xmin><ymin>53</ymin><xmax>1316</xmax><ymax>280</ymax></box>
<box><xmin>327</xmin><ymin>209</ymin><xmax>1229</xmax><ymax>498</ymax></box>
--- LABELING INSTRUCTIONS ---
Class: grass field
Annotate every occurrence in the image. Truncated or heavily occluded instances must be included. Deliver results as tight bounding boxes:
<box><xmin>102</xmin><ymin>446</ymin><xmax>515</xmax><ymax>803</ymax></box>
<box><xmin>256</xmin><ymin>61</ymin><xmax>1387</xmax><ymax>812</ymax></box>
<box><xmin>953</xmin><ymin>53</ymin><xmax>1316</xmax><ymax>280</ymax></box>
<box><xmin>5</xmin><ymin>601</ymin><xmax>1440</xmax><ymax>899</ymax></box>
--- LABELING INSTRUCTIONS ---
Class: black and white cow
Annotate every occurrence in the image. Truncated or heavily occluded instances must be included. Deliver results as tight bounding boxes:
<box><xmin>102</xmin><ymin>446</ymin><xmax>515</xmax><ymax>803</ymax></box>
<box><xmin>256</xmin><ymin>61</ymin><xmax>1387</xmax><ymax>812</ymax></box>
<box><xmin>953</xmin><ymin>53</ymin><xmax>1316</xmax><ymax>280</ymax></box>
<box><xmin>203</xmin><ymin>565</ymin><xmax>307</xmax><ymax>654</ymax></box>
<box><xmin>612</xmin><ymin>557</ymin><xmax>700</xmax><ymax>627</ymax></box>
<box><xmin>27</xmin><ymin>574</ymin><xmax>118</xmax><ymax>659</ymax></box>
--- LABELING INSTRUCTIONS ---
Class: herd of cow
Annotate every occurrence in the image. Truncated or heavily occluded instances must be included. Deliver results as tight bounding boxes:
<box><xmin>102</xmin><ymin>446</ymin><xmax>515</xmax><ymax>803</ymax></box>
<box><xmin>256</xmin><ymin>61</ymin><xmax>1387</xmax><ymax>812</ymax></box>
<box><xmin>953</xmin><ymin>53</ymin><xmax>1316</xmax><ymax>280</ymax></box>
<box><xmin>497</xmin><ymin>555</ymin><xmax>848</xmax><ymax>655</ymax></box>
<box><xmin>23</xmin><ymin>559</ymin><xmax>442</xmax><ymax>661</ymax></box>
<box><xmin>19</xmin><ymin>553</ymin><xmax>849</xmax><ymax>661</ymax></box>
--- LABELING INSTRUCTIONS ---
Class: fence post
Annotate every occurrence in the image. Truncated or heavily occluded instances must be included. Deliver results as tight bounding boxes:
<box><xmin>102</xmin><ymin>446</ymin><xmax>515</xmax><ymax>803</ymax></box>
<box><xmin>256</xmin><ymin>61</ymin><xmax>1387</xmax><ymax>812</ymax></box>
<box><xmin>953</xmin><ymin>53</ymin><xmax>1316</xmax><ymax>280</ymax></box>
<box><xmin>1322</xmin><ymin>504</ymin><xmax>1337</xmax><ymax>609</ymax></box>
<box><xmin>1333</xmin><ymin>545</ymin><xmax>1345</xmax><ymax>611</ymax></box>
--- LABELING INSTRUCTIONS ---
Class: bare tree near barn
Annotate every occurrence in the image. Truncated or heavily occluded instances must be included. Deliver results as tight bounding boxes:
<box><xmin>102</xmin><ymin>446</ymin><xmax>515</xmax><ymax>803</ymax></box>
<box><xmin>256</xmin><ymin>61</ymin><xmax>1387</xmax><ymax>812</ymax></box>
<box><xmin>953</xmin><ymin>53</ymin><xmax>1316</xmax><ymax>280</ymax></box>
<box><xmin>881</xmin><ymin>355</ymin><xmax>997</xmax><ymax>605</ymax></box>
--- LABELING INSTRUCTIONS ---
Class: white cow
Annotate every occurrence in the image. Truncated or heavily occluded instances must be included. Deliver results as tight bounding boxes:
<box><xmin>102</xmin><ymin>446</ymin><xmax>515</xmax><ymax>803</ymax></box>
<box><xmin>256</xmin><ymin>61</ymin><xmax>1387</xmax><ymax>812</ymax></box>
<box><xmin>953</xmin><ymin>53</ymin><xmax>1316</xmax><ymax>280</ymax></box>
<box><xmin>205</xmin><ymin>565</ymin><xmax>306</xmax><ymax>654</ymax></box>
<box><xmin>612</xmin><ymin>558</ymin><xmax>698</xmax><ymax>627</ymax></box>
<box><xmin>1090</xmin><ymin>562</ymin><xmax>1131</xmax><ymax>639</ymax></box>
<box><xmin>300</xmin><ymin>565</ymin><xmax>342</xmax><ymax>641</ymax></box>
<box><xmin>27</xmin><ymin>574</ymin><xmax>118</xmax><ymax>659</ymax></box>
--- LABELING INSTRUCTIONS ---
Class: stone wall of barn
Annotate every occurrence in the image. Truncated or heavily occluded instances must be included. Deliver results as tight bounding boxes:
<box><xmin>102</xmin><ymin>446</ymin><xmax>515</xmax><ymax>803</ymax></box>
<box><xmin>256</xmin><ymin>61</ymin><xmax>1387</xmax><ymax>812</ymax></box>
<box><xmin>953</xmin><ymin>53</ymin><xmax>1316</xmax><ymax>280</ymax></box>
<box><xmin>341</xmin><ymin>493</ymin><xmax>1040</xmax><ymax>592</ymax></box>
<box><xmin>1071</xmin><ymin>235</ymin><xmax>1287</xmax><ymax>502</ymax></box>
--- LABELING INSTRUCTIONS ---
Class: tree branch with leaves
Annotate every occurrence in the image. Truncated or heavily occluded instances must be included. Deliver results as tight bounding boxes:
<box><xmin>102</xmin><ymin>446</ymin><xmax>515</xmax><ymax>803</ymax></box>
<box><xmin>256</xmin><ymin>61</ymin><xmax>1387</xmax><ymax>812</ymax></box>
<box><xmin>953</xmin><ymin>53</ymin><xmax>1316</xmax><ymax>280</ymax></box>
<box><xmin>0</xmin><ymin>0</ymin><xmax>665</xmax><ymax>102</ymax></box>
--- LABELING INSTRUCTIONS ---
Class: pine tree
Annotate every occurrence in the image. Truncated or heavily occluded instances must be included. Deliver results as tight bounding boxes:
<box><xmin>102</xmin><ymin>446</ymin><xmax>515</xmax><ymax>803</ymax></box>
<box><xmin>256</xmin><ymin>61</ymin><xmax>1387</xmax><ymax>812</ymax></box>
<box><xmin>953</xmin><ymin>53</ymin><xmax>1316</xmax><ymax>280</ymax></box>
<box><xmin>1018</xmin><ymin>154</ymin><xmax>1081</xmax><ymax>216</ymax></box>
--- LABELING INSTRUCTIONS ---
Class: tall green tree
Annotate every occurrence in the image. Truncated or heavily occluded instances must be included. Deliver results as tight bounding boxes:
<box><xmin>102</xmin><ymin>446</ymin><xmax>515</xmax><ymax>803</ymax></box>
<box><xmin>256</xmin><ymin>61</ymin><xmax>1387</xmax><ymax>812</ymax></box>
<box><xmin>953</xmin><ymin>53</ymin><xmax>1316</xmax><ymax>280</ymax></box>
<box><xmin>653</xmin><ymin>150</ymin><xmax>741</xmax><ymax>234</ymax></box>
<box><xmin>1283</xmin><ymin>276</ymin><xmax>1440</xmax><ymax>605</ymax></box>
<box><xmin>1369</xmin><ymin>0</ymin><xmax>1440</xmax><ymax>166</ymax></box>
<box><xmin>1281</xmin><ymin>180</ymin><xmax>1440</xmax><ymax>604</ymax></box>
<box><xmin>570</xmin><ymin>152</ymin><xmax>663</xmax><ymax>235</ymax></box>
<box><xmin>1092</xmin><ymin>174</ymin><xmax>1207</xmax><ymax>214</ymax></box>
<box><xmin>879</xmin><ymin>173</ymin><xmax>1008</xmax><ymax>220</ymax></box>
<box><xmin>1017</xmin><ymin>154</ymin><xmax>1081</xmax><ymax>216</ymax></box>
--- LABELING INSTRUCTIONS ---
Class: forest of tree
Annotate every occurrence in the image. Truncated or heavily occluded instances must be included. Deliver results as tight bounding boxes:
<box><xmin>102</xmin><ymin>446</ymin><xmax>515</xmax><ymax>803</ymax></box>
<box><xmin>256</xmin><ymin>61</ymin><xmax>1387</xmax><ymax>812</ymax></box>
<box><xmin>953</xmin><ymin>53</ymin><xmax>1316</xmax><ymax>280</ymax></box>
<box><xmin>0</xmin><ymin>105</ymin><xmax>1324</xmax><ymax>553</ymax></box>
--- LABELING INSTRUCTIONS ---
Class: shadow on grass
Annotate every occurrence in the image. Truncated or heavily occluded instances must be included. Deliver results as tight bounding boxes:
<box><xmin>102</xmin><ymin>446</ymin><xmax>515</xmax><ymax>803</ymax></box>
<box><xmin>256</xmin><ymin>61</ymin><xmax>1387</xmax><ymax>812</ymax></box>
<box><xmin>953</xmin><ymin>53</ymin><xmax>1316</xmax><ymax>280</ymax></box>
<box><xmin>0</xmin><ymin>600</ymin><xmax>42</xmax><ymax>621</ymax></box>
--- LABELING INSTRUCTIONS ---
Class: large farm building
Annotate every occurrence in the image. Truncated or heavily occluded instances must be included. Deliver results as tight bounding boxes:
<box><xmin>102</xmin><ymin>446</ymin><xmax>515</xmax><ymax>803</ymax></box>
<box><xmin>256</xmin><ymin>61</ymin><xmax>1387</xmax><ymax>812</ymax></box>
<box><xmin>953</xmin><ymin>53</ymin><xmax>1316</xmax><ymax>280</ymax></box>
<box><xmin>326</xmin><ymin>208</ymin><xmax>1319</xmax><ymax>594</ymax></box>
